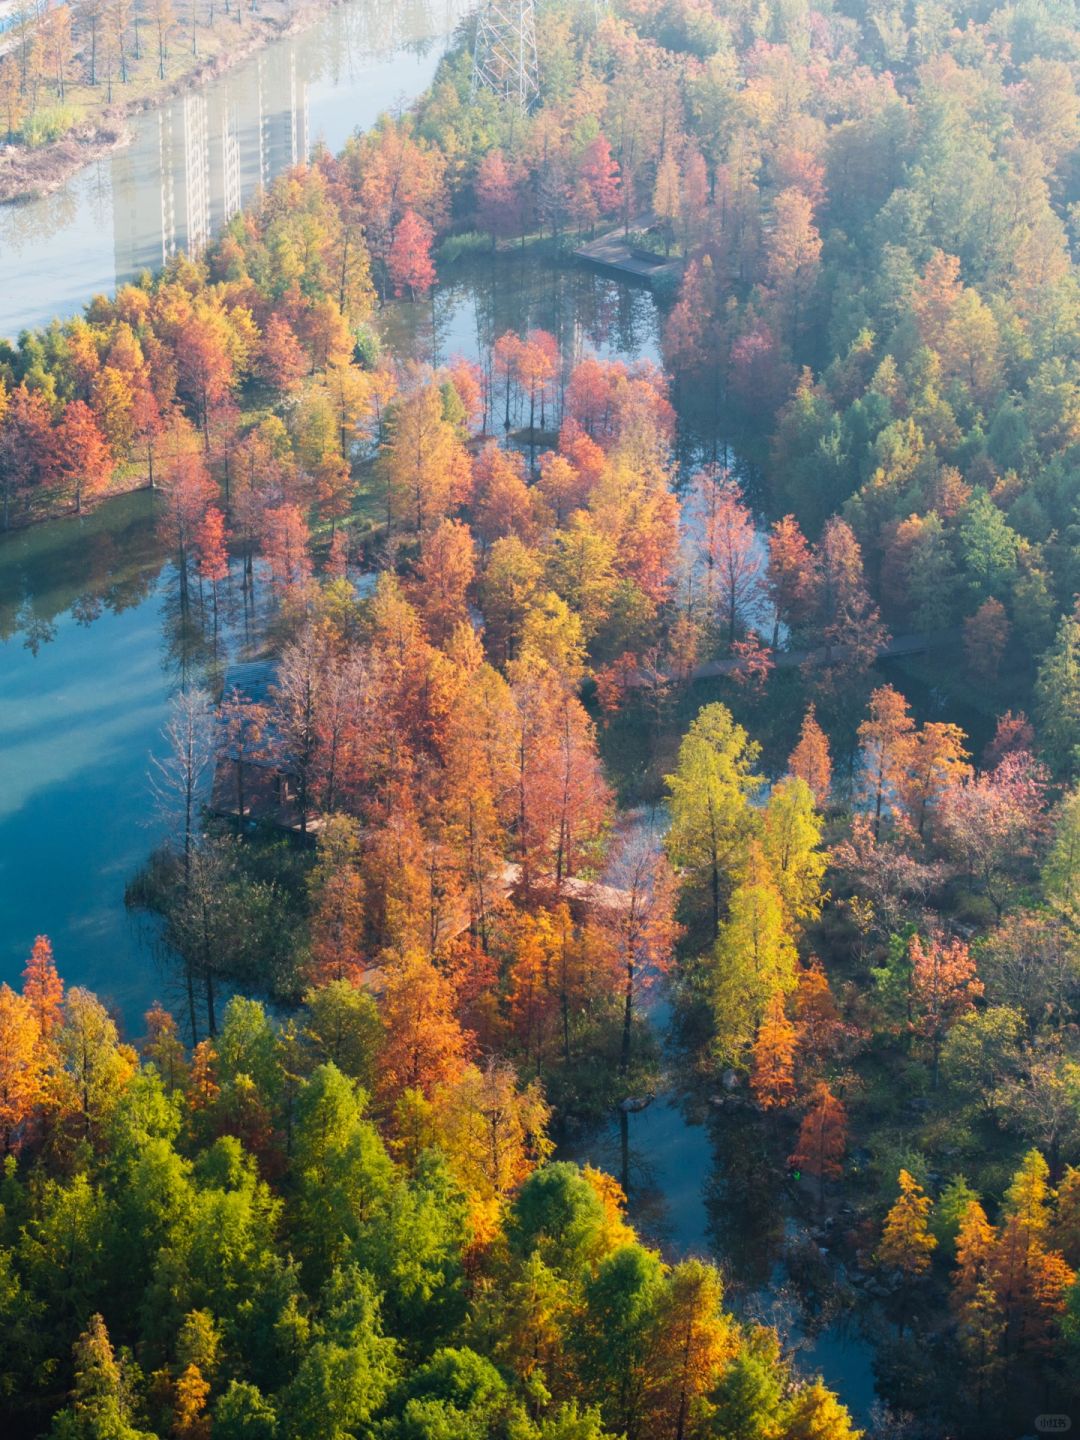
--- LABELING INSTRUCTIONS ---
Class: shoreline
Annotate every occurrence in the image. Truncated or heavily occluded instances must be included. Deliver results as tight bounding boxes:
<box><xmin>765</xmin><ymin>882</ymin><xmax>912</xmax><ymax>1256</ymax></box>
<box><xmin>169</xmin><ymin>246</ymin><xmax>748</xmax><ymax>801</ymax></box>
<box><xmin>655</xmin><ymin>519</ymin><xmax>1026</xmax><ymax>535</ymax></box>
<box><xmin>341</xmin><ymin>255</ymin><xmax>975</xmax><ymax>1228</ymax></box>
<box><xmin>0</xmin><ymin>0</ymin><xmax>338</xmax><ymax>206</ymax></box>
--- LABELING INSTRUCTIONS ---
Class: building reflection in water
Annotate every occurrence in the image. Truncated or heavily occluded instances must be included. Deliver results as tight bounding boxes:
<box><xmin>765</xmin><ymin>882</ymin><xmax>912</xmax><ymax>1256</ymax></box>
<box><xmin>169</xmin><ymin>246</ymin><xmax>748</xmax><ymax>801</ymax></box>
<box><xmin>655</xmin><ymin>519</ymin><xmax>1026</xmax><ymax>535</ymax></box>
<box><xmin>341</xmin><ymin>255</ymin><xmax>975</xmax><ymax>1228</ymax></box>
<box><xmin>109</xmin><ymin>0</ymin><xmax>473</xmax><ymax>281</ymax></box>
<box><xmin>112</xmin><ymin>41</ymin><xmax>310</xmax><ymax>280</ymax></box>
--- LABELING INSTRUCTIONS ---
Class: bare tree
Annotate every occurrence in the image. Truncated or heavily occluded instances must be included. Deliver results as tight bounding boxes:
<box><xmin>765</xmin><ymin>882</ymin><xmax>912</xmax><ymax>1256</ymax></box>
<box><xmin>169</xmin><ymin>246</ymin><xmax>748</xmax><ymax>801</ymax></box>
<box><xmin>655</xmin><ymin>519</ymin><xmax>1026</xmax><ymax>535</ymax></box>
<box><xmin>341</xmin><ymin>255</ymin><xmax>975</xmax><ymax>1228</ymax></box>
<box><xmin>150</xmin><ymin>687</ymin><xmax>215</xmax><ymax>1037</ymax></box>
<box><xmin>152</xmin><ymin>687</ymin><xmax>215</xmax><ymax>876</ymax></box>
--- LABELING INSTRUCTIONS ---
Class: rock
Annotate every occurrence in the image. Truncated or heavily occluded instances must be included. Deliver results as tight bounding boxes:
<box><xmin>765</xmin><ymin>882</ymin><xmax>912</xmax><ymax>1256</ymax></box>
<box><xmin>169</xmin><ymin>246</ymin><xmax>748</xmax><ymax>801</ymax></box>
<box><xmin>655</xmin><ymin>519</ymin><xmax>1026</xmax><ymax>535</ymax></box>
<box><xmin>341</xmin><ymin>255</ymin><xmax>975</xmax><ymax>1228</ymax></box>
<box><xmin>619</xmin><ymin>1094</ymin><xmax>654</xmax><ymax>1114</ymax></box>
<box><xmin>721</xmin><ymin>1068</ymin><xmax>741</xmax><ymax>1091</ymax></box>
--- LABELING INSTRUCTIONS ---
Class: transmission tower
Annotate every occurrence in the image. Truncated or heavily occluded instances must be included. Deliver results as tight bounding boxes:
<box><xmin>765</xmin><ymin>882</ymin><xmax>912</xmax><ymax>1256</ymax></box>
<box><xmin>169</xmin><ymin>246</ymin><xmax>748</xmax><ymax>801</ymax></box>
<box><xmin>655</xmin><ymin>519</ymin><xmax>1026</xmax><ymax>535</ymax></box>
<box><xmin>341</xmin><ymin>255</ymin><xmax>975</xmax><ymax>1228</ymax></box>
<box><xmin>471</xmin><ymin>0</ymin><xmax>540</xmax><ymax>112</ymax></box>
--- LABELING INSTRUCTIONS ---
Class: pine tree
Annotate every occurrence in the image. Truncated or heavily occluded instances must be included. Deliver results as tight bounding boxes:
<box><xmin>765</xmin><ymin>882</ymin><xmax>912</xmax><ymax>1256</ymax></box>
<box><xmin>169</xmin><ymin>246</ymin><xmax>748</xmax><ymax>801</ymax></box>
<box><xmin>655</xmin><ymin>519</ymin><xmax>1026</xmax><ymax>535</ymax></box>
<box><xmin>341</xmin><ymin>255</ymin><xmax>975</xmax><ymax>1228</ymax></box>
<box><xmin>1035</xmin><ymin>606</ymin><xmax>1080</xmax><ymax>777</ymax></box>
<box><xmin>665</xmin><ymin>702</ymin><xmax>763</xmax><ymax>936</ymax></box>
<box><xmin>23</xmin><ymin>933</ymin><xmax>63</xmax><ymax>1038</ymax></box>
<box><xmin>788</xmin><ymin>704</ymin><xmax>832</xmax><ymax>809</ymax></box>
<box><xmin>877</xmin><ymin>1169</ymin><xmax>937</xmax><ymax>1279</ymax></box>
<box><xmin>750</xmin><ymin>992</ymin><xmax>797</xmax><ymax>1110</ymax></box>
<box><xmin>789</xmin><ymin>1082</ymin><xmax>847</xmax><ymax>1204</ymax></box>
<box><xmin>711</xmin><ymin>842</ymin><xmax>798</xmax><ymax>1066</ymax></box>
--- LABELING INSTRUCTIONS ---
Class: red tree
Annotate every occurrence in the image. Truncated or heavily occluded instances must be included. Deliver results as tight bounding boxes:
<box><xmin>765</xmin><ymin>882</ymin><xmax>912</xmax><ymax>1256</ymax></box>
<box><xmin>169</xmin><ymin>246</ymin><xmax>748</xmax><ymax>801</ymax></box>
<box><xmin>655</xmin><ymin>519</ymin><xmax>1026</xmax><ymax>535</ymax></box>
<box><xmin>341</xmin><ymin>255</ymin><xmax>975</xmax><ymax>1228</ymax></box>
<box><xmin>196</xmin><ymin>506</ymin><xmax>230</xmax><ymax>626</ymax></box>
<box><xmin>258</xmin><ymin>312</ymin><xmax>308</xmax><ymax>393</ymax></box>
<box><xmin>766</xmin><ymin>513</ymin><xmax>816</xmax><ymax>647</ymax></box>
<box><xmin>388</xmin><ymin>210</ymin><xmax>436</xmax><ymax>298</ymax></box>
<box><xmin>22</xmin><ymin>934</ymin><xmax>63</xmax><ymax>1039</ymax></box>
<box><xmin>909</xmin><ymin>931</ymin><xmax>984</xmax><ymax>1084</ymax></box>
<box><xmin>788</xmin><ymin>705</ymin><xmax>832</xmax><ymax>809</ymax></box>
<box><xmin>576</xmin><ymin>135</ymin><xmax>621</xmax><ymax>223</ymax></box>
<box><xmin>261</xmin><ymin>503</ymin><xmax>313</xmax><ymax>597</ymax></box>
<box><xmin>50</xmin><ymin>400</ymin><xmax>112</xmax><ymax>514</ymax></box>
<box><xmin>686</xmin><ymin>468</ymin><xmax>763</xmax><ymax>644</ymax></box>
<box><xmin>475</xmin><ymin>148</ymin><xmax>525</xmax><ymax>242</ymax></box>
<box><xmin>790</xmin><ymin>1081</ymin><xmax>847</xmax><ymax>1203</ymax></box>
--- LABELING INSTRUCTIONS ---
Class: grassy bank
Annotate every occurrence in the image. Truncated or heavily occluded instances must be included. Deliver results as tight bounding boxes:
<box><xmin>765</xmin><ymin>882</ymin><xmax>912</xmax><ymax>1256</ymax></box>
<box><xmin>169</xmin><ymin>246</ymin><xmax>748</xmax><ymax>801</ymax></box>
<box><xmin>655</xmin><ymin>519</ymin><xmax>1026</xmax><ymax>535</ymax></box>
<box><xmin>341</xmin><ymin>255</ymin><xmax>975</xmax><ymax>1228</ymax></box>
<box><xmin>0</xmin><ymin>0</ymin><xmax>335</xmax><ymax>204</ymax></box>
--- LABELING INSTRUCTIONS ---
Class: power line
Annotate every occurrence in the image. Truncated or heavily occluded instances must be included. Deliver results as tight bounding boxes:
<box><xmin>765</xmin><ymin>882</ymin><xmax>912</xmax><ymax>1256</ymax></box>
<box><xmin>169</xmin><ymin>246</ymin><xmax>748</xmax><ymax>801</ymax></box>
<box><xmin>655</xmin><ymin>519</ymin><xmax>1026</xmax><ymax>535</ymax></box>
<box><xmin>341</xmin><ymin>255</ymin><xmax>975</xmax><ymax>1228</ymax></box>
<box><xmin>470</xmin><ymin>0</ymin><xmax>539</xmax><ymax>112</ymax></box>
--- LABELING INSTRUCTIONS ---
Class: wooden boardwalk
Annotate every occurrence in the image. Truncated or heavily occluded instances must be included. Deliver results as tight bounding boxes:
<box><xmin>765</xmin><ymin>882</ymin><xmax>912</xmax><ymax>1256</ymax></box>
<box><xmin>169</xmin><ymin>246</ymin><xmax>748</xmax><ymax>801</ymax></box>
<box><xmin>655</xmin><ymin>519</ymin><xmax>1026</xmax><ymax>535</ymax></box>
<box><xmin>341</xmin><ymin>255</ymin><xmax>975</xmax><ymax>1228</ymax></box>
<box><xmin>573</xmin><ymin>229</ymin><xmax>683</xmax><ymax>286</ymax></box>
<box><xmin>623</xmin><ymin>629</ymin><xmax>961</xmax><ymax>690</ymax></box>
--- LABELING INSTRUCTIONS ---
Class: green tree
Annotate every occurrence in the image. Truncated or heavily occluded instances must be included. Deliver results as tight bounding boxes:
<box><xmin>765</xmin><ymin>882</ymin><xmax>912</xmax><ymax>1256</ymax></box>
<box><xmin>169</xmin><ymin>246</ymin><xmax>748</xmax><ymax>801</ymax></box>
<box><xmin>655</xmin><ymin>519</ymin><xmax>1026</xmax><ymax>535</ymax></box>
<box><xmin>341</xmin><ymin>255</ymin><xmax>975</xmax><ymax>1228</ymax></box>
<box><xmin>291</xmin><ymin>1064</ymin><xmax>396</xmax><ymax>1285</ymax></box>
<box><xmin>576</xmin><ymin>1244</ymin><xmax>663</xmax><ymax>1439</ymax></box>
<box><xmin>213</xmin><ymin>1381</ymin><xmax>278</xmax><ymax>1440</ymax></box>
<box><xmin>283</xmin><ymin>1267</ymin><xmax>397</xmax><ymax>1440</ymax></box>
<box><xmin>1044</xmin><ymin>784</ymin><xmax>1080</xmax><ymax>912</ymax></box>
<box><xmin>302</xmin><ymin>981</ymin><xmax>382</xmax><ymax>1087</ymax></box>
<box><xmin>393</xmin><ymin>1346</ymin><xmax>513</xmax><ymax>1439</ymax></box>
<box><xmin>1036</xmin><ymin>609</ymin><xmax>1080</xmax><ymax>777</ymax></box>
<box><xmin>709</xmin><ymin>1331</ymin><xmax>786</xmax><ymax>1440</ymax></box>
<box><xmin>933</xmin><ymin>1175</ymin><xmax>980</xmax><ymax>1259</ymax></box>
<box><xmin>507</xmin><ymin>1163</ymin><xmax>609</xmax><ymax>1278</ymax></box>
<box><xmin>956</xmin><ymin>491</ymin><xmax>1020</xmax><ymax>606</ymax></box>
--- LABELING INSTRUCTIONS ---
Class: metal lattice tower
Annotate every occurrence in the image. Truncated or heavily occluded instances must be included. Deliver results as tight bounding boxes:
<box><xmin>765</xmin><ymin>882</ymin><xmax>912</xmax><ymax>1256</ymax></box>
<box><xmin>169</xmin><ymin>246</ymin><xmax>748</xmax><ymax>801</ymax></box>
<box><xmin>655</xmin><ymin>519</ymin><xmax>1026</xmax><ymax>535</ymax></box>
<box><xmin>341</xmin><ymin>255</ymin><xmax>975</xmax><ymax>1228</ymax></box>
<box><xmin>471</xmin><ymin>0</ymin><xmax>539</xmax><ymax>111</ymax></box>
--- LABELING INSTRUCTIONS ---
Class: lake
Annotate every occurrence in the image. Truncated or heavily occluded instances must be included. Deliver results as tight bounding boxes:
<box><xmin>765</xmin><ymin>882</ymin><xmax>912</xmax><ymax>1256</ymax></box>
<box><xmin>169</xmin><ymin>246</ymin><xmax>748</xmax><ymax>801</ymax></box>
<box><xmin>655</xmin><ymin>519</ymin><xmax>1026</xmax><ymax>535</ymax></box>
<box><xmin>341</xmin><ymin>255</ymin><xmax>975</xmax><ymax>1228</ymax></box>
<box><xmin>0</xmin><ymin>244</ymin><xmax>664</xmax><ymax>1022</ymax></box>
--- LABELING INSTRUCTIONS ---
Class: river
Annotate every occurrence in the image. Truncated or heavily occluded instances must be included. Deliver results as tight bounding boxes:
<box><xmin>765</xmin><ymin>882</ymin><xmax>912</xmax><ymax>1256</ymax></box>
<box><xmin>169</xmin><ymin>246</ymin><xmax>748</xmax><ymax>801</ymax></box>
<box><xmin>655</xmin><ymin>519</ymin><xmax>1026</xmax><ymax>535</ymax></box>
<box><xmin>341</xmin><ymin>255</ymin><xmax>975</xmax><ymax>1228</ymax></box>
<box><xmin>0</xmin><ymin>0</ymin><xmax>475</xmax><ymax>341</ymax></box>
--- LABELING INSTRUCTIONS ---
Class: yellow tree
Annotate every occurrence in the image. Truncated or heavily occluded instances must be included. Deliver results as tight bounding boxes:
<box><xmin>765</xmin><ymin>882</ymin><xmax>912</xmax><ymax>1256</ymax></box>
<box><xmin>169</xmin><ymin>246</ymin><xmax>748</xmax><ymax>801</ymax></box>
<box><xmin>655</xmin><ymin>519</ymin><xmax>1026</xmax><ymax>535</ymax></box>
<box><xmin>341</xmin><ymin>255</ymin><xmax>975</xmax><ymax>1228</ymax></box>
<box><xmin>765</xmin><ymin>187</ymin><xmax>822</xmax><ymax>343</ymax></box>
<box><xmin>761</xmin><ymin>776</ymin><xmax>827</xmax><ymax>927</ymax></box>
<box><xmin>991</xmin><ymin>1149</ymin><xmax>1075</xmax><ymax>1355</ymax></box>
<box><xmin>665</xmin><ymin>701</ymin><xmax>763</xmax><ymax>936</ymax></box>
<box><xmin>306</xmin><ymin>815</ymin><xmax>367</xmax><ymax>986</ymax></box>
<box><xmin>951</xmin><ymin>1196</ymin><xmax>1004</xmax><ymax>1402</ymax></box>
<box><xmin>431</xmin><ymin>1058</ymin><xmax>552</xmax><ymax>1244</ymax></box>
<box><xmin>0</xmin><ymin>985</ymin><xmax>42</xmax><ymax>1154</ymax></box>
<box><xmin>711</xmin><ymin>842</ymin><xmax>798</xmax><ymax>1067</ymax></box>
<box><xmin>379</xmin><ymin>377</ymin><xmax>470</xmax><ymax>542</ymax></box>
<box><xmin>877</xmin><ymin>1169</ymin><xmax>937</xmax><ymax>1278</ymax></box>
<box><xmin>172</xmin><ymin>1362</ymin><xmax>211</xmax><ymax>1440</ymax></box>
<box><xmin>377</xmin><ymin>951</ymin><xmax>470</xmax><ymax>1107</ymax></box>
<box><xmin>783</xmin><ymin>1380</ymin><xmax>861</xmax><ymax>1440</ymax></box>
<box><xmin>897</xmin><ymin>722</ymin><xmax>971</xmax><ymax>838</ymax></box>
<box><xmin>644</xmin><ymin>1258</ymin><xmax>738</xmax><ymax>1440</ymax></box>
<box><xmin>858</xmin><ymin>684</ymin><xmax>916</xmax><ymax>838</ymax></box>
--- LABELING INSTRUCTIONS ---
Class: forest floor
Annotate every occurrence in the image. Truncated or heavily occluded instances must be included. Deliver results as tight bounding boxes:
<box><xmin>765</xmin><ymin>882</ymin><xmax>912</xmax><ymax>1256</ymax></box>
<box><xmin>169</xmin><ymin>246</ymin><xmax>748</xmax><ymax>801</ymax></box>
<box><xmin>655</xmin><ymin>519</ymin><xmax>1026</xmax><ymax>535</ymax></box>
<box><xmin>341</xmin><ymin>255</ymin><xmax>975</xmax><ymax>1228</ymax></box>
<box><xmin>0</xmin><ymin>0</ymin><xmax>336</xmax><ymax>204</ymax></box>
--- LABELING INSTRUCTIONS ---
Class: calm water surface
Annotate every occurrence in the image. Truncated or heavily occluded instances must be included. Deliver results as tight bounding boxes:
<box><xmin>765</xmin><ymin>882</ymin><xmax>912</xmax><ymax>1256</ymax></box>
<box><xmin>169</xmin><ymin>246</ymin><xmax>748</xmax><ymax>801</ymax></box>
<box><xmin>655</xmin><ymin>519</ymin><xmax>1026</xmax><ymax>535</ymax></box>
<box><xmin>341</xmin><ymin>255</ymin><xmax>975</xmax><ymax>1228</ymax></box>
<box><xmin>0</xmin><ymin>0</ymin><xmax>473</xmax><ymax>340</ymax></box>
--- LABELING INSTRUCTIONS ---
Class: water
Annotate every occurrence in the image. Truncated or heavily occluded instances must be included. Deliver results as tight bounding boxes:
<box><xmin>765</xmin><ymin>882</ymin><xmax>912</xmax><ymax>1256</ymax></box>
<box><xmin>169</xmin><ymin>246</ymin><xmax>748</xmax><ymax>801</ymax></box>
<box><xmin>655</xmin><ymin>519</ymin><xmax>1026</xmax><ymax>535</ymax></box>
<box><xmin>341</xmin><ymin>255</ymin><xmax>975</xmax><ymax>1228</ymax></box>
<box><xmin>0</xmin><ymin>27</ymin><xmax>876</xmax><ymax>1396</ymax></box>
<box><xmin>1</xmin><ymin>492</ymin><xmax>180</xmax><ymax>1021</ymax></box>
<box><xmin>555</xmin><ymin>822</ymin><xmax>881</xmax><ymax>1419</ymax></box>
<box><xmin>0</xmin><ymin>247</ymin><xmax>662</xmax><ymax>1023</ymax></box>
<box><xmin>0</xmin><ymin>0</ymin><xmax>474</xmax><ymax>340</ymax></box>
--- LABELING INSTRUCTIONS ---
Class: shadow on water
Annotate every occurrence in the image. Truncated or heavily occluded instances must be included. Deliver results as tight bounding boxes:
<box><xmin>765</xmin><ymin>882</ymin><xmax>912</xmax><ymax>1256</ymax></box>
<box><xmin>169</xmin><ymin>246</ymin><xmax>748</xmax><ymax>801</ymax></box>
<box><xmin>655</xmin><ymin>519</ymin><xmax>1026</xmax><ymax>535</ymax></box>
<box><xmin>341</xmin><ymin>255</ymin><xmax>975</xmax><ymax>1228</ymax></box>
<box><xmin>560</xmin><ymin>966</ymin><xmax>882</xmax><ymax>1424</ymax></box>
<box><xmin>0</xmin><ymin>491</ymin><xmax>274</xmax><ymax>1034</ymax></box>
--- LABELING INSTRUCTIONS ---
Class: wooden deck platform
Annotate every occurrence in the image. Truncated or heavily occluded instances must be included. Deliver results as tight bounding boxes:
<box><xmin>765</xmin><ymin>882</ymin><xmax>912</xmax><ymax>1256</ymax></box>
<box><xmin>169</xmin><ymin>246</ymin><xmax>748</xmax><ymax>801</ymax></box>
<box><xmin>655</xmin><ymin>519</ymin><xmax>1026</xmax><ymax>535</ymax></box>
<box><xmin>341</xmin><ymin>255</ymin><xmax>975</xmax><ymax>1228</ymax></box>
<box><xmin>623</xmin><ymin>628</ymin><xmax>962</xmax><ymax>690</ymax></box>
<box><xmin>573</xmin><ymin>229</ymin><xmax>683</xmax><ymax>286</ymax></box>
